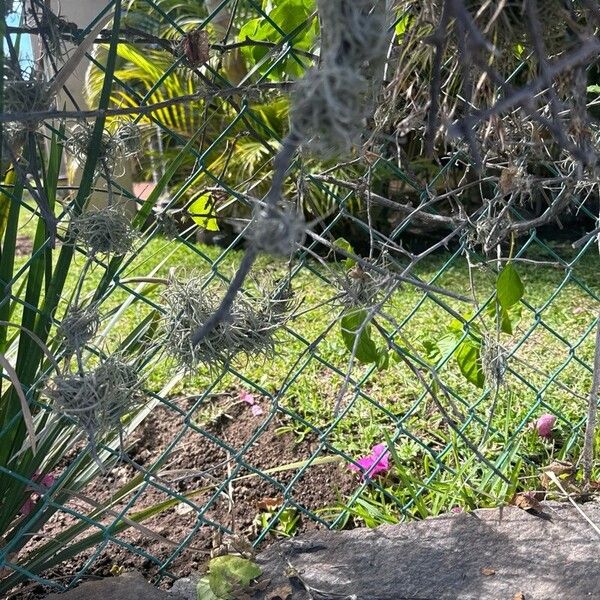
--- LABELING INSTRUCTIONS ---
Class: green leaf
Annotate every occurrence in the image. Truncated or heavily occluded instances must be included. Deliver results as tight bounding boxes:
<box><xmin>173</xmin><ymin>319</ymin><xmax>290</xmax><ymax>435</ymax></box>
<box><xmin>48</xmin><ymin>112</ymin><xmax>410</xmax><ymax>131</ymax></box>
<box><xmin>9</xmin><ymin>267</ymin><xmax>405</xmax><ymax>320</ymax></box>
<box><xmin>436</xmin><ymin>333</ymin><xmax>458</xmax><ymax>359</ymax></box>
<box><xmin>497</xmin><ymin>263</ymin><xmax>524</xmax><ymax>310</ymax></box>
<box><xmin>197</xmin><ymin>577</ymin><xmax>220</xmax><ymax>600</ymax></box>
<box><xmin>485</xmin><ymin>302</ymin><xmax>522</xmax><ymax>335</ymax></box>
<box><xmin>499</xmin><ymin>308</ymin><xmax>513</xmax><ymax>335</ymax></box>
<box><xmin>587</xmin><ymin>84</ymin><xmax>600</xmax><ymax>94</ymax></box>
<box><xmin>455</xmin><ymin>338</ymin><xmax>485</xmax><ymax>389</ymax></box>
<box><xmin>207</xmin><ymin>555</ymin><xmax>262</xmax><ymax>599</ymax></box>
<box><xmin>333</xmin><ymin>237</ymin><xmax>356</xmax><ymax>268</ymax></box>
<box><xmin>189</xmin><ymin>194</ymin><xmax>219</xmax><ymax>231</ymax></box>
<box><xmin>395</xmin><ymin>13</ymin><xmax>412</xmax><ymax>37</ymax></box>
<box><xmin>499</xmin><ymin>304</ymin><xmax>522</xmax><ymax>335</ymax></box>
<box><xmin>238</xmin><ymin>0</ymin><xmax>318</xmax><ymax>80</ymax></box>
<box><xmin>376</xmin><ymin>349</ymin><xmax>390</xmax><ymax>371</ymax></box>
<box><xmin>340</xmin><ymin>310</ymin><xmax>379</xmax><ymax>364</ymax></box>
<box><xmin>421</xmin><ymin>339</ymin><xmax>440</xmax><ymax>362</ymax></box>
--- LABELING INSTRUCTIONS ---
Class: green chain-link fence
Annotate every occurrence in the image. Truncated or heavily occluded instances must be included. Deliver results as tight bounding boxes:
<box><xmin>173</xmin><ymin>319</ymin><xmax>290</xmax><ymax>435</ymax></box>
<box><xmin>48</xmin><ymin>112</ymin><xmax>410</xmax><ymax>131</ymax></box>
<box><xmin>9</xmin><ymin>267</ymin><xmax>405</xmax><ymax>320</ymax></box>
<box><xmin>1</xmin><ymin>0</ymin><xmax>600</xmax><ymax>596</ymax></box>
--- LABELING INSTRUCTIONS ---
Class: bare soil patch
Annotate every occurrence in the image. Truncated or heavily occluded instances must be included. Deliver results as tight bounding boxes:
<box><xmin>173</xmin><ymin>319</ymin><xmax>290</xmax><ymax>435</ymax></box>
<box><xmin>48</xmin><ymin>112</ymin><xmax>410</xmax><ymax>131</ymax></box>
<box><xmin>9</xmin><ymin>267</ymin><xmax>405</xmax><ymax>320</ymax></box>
<box><xmin>14</xmin><ymin>393</ymin><xmax>355</xmax><ymax>599</ymax></box>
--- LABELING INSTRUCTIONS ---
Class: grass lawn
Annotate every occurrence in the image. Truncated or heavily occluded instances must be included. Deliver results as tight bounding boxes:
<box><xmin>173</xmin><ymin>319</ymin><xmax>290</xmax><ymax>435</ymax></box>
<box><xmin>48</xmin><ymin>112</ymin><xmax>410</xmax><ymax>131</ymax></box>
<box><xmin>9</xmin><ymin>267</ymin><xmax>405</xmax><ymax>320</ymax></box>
<box><xmin>11</xmin><ymin>206</ymin><xmax>600</xmax><ymax>524</ymax></box>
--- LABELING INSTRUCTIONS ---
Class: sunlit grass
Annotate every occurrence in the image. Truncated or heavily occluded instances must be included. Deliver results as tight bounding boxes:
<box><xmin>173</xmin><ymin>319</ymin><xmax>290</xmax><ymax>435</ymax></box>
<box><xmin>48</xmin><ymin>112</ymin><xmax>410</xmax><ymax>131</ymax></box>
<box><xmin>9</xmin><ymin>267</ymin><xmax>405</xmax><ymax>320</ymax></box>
<box><xmin>13</xmin><ymin>207</ymin><xmax>600</xmax><ymax>523</ymax></box>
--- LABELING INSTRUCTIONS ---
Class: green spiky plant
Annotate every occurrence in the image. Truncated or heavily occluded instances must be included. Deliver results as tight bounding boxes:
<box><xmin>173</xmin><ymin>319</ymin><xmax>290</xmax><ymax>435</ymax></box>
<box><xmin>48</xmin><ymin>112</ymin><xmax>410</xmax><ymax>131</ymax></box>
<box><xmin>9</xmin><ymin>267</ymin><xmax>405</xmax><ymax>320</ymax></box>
<box><xmin>0</xmin><ymin>5</ymin><xmax>215</xmax><ymax>592</ymax></box>
<box><xmin>84</xmin><ymin>0</ymin><xmax>372</xmax><ymax>231</ymax></box>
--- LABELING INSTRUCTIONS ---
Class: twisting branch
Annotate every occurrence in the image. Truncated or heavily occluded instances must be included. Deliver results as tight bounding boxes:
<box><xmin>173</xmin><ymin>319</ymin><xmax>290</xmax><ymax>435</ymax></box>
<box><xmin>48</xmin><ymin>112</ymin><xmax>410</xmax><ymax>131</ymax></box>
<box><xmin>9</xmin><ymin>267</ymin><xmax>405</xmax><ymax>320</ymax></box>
<box><xmin>0</xmin><ymin>83</ymin><xmax>292</xmax><ymax>123</ymax></box>
<box><xmin>190</xmin><ymin>133</ymin><xmax>302</xmax><ymax>347</ymax></box>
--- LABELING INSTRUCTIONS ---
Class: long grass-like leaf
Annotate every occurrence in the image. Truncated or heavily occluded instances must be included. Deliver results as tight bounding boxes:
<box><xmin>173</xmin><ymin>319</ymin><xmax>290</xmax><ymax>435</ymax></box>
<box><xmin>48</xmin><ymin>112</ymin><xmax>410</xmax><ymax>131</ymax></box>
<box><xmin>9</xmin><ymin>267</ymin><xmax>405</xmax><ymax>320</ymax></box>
<box><xmin>0</xmin><ymin>354</ymin><xmax>36</xmax><ymax>454</ymax></box>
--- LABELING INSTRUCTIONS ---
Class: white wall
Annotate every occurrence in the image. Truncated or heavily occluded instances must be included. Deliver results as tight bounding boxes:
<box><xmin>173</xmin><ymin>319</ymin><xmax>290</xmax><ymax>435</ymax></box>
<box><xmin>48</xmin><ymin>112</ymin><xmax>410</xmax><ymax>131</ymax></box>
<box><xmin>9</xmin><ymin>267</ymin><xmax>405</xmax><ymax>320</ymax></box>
<box><xmin>46</xmin><ymin>1</ymin><xmax>135</xmax><ymax>213</ymax></box>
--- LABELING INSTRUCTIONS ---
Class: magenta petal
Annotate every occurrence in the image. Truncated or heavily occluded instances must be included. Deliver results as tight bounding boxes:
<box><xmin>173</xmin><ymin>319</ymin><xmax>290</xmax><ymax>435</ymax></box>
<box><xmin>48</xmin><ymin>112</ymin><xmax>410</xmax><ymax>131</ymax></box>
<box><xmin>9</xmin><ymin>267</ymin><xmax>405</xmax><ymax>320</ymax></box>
<box><xmin>40</xmin><ymin>473</ymin><xmax>55</xmax><ymax>488</ymax></box>
<box><xmin>349</xmin><ymin>443</ymin><xmax>390</xmax><ymax>478</ymax></box>
<box><xmin>20</xmin><ymin>497</ymin><xmax>35</xmax><ymax>516</ymax></box>
<box><xmin>240</xmin><ymin>392</ymin><xmax>255</xmax><ymax>405</ymax></box>
<box><xmin>370</xmin><ymin>461</ymin><xmax>389</xmax><ymax>476</ymax></box>
<box><xmin>369</xmin><ymin>444</ymin><xmax>390</xmax><ymax>470</ymax></box>
<box><xmin>371</xmin><ymin>443</ymin><xmax>388</xmax><ymax>455</ymax></box>
<box><xmin>349</xmin><ymin>456</ymin><xmax>372</xmax><ymax>472</ymax></box>
<box><xmin>535</xmin><ymin>414</ymin><xmax>556</xmax><ymax>438</ymax></box>
<box><xmin>251</xmin><ymin>404</ymin><xmax>264</xmax><ymax>417</ymax></box>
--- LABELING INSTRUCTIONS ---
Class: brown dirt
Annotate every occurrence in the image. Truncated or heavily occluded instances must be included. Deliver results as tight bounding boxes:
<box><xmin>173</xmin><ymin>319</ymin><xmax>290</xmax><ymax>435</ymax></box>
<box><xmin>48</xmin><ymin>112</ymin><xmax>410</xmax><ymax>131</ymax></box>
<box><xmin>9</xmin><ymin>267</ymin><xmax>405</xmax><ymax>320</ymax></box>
<box><xmin>11</xmin><ymin>392</ymin><xmax>356</xmax><ymax>599</ymax></box>
<box><xmin>15</xmin><ymin>235</ymin><xmax>34</xmax><ymax>257</ymax></box>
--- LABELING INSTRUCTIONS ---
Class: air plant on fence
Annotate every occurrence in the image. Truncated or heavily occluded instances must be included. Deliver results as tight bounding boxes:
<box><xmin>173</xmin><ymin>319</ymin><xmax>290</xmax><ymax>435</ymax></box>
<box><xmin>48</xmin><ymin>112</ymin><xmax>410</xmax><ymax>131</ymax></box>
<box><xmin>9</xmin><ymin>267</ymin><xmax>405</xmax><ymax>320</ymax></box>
<box><xmin>58</xmin><ymin>304</ymin><xmax>101</xmax><ymax>356</ymax></box>
<box><xmin>291</xmin><ymin>0</ymin><xmax>392</xmax><ymax>158</ymax></box>
<box><xmin>247</xmin><ymin>201</ymin><xmax>306</xmax><ymax>257</ymax></box>
<box><xmin>481</xmin><ymin>335</ymin><xmax>508</xmax><ymax>390</ymax></box>
<box><xmin>69</xmin><ymin>203</ymin><xmax>137</xmax><ymax>256</ymax></box>
<box><xmin>191</xmin><ymin>0</ymin><xmax>393</xmax><ymax>347</ymax></box>
<box><xmin>45</xmin><ymin>355</ymin><xmax>142</xmax><ymax>459</ymax></box>
<box><xmin>335</xmin><ymin>258</ymin><xmax>396</xmax><ymax>311</ymax></box>
<box><xmin>163</xmin><ymin>273</ymin><xmax>294</xmax><ymax>371</ymax></box>
<box><xmin>64</xmin><ymin>121</ymin><xmax>142</xmax><ymax>178</ymax></box>
<box><xmin>2</xmin><ymin>76</ymin><xmax>54</xmax><ymax>144</ymax></box>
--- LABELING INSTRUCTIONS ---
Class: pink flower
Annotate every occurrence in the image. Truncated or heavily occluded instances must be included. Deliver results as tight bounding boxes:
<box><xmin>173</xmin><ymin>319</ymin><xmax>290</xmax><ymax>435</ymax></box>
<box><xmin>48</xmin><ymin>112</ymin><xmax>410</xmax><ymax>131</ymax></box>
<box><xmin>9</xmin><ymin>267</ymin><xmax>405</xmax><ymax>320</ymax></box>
<box><xmin>240</xmin><ymin>392</ymin><xmax>255</xmax><ymax>405</ymax></box>
<box><xmin>39</xmin><ymin>473</ymin><xmax>55</xmax><ymax>487</ymax></box>
<box><xmin>535</xmin><ymin>414</ymin><xmax>556</xmax><ymax>438</ymax></box>
<box><xmin>349</xmin><ymin>443</ymin><xmax>390</xmax><ymax>479</ymax></box>
<box><xmin>20</xmin><ymin>498</ymin><xmax>36</xmax><ymax>517</ymax></box>
<box><xmin>240</xmin><ymin>391</ymin><xmax>264</xmax><ymax>416</ymax></box>
<box><xmin>20</xmin><ymin>472</ymin><xmax>56</xmax><ymax>516</ymax></box>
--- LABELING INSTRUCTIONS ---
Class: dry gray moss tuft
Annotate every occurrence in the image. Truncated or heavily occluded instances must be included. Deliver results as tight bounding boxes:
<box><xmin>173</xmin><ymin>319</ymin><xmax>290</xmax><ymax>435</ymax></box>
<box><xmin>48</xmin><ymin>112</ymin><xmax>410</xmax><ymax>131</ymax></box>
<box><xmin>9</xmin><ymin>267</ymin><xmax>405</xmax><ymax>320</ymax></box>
<box><xmin>290</xmin><ymin>0</ymin><xmax>392</xmax><ymax>157</ymax></box>
<box><xmin>3</xmin><ymin>78</ymin><xmax>54</xmax><ymax>143</ymax></box>
<box><xmin>162</xmin><ymin>274</ymin><xmax>294</xmax><ymax>371</ymax></box>
<box><xmin>247</xmin><ymin>203</ymin><xmax>306</xmax><ymax>257</ymax></box>
<box><xmin>46</xmin><ymin>356</ymin><xmax>141</xmax><ymax>451</ymax></box>
<box><xmin>70</xmin><ymin>204</ymin><xmax>136</xmax><ymax>256</ymax></box>
<box><xmin>58</xmin><ymin>304</ymin><xmax>101</xmax><ymax>354</ymax></box>
<box><xmin>65</xmin><ymin>122</ymin><xmax>141</xmax><ymax>177</ymax></box>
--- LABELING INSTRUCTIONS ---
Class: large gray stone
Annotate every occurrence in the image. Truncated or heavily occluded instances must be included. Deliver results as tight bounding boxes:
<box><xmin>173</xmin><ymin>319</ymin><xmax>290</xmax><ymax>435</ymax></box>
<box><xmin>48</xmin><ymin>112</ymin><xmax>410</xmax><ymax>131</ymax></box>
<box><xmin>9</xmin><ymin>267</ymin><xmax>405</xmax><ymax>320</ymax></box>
<box><xmin>251</xmin><ymin>502</ymin><xmax>600</xmax><ymax>600</ymax></box>
<box><xmin>45</xmin><ymin>571</ymin><xmax>178</xmax><ymax>600</ymax></box>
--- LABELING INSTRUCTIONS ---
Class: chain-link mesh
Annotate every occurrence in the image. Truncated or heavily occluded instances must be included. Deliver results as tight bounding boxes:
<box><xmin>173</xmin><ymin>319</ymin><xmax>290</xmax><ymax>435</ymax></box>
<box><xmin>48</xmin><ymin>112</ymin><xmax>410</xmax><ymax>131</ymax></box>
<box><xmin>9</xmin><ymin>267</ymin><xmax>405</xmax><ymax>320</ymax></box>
<box><xmin>1</xmin><ymin>0</ymin><xmax>600</xmax><ymax>596</ymax></box>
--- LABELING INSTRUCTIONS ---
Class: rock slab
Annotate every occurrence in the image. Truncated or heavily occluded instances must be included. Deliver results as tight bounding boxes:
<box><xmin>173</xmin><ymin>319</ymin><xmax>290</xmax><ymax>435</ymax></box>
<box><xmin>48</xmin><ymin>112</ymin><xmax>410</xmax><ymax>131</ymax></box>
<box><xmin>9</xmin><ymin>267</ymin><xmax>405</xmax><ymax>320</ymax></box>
<box><xmin>42</xmin><ymin>503</ymin><xmax>600</xmax><ymax>600</ymax></box>
<box><xmin>252</xmin><ymin>502</ymin><xmax>600</xmax><ymax>600</ymax></box>
<box><xmin>45</xmin><ymin>571</ymin><xmax>177</xmax><ymax>600</ymax></box>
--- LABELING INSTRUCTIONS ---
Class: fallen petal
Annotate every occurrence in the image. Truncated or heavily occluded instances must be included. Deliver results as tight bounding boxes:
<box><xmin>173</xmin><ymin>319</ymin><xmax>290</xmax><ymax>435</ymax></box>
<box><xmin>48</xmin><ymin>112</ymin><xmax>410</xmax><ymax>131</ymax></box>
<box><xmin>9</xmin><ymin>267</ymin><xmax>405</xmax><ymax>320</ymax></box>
<box><xmin>349</xmin><ymin>443</ymin><xmax>390</xmax><ymax>478</ymax></box>
<box><xmin>535</xmin><ymin>414</ymin><xmax>556</xmax><ymax>438</ymax></box>
<box><xmin>240</xmin><ymin>391</ymin><xmax>256</xmax><ymax>405</ymax></box>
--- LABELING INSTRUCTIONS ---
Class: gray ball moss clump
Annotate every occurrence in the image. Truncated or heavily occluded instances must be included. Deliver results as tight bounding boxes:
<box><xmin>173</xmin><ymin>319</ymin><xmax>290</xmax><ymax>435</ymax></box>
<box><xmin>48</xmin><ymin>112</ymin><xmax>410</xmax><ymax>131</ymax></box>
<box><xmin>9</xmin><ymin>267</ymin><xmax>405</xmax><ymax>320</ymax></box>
<box><xmin>65</xmin><ymin>122</ymin><xmax>141</xmax><ymax>177</ymax></box>
<box><xmin>162</xmin><ymin>274</ymin><xmax>293</xmax><ymax>371</ymax></box>
<box><xmin>46</xmin><ymin>356</ymin><xmax>141</xmax><ymax>452</ymax></box>
<box><xmin>3</xmin><ymin>78</ymin><xmax>54</xmax><ymax>144</ymax></box>
<box><xmin>58</xmin><ymin>304</ymin><xmax>101</xmax><ymax>355</ymax></box>
<box><xmin>70</xmin><ymin>204</ymin><xmax>136</xmax><ymax>256</ymax></box>
<box><xmin>247</xmin><ymin>203</ymin><xmax>306</xmax><ymax>257</ymax></box>
<box><xmin>290</xmin><ymin>0</ymin><xmax>392</xmax><ymax>157</ymax></box>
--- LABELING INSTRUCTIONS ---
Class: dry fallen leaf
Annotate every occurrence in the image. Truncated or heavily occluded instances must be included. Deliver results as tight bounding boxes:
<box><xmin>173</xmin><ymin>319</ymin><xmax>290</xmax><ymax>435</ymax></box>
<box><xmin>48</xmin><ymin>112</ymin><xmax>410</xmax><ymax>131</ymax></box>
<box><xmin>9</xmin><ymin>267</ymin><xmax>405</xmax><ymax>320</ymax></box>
<box><xmin>513</xmin><ymin>592</ymin><xmax>525</xmax><ymax>600</ymax></box>
<box><xmin>257</xmin><ymin>497</ymin><xmax>283</xmax><ymax>511</ymax></box>
<box><xmin>480</xmin><ymin>567</ymin><xmax>496</xmax><ymax>576</ymax></box>
<box><xmin>511</xmin><ymin>492</ymin><xmax>544</xmax><ymax>514</ymax></box>
<box><xmin>252</xmin><ymin>577</ymin><xmax>271</xmax><ymax>592</ymax></box>
<box><xmin>265</xmin><ymin>584</ymin><xmax>293</xmax><ymax>600</ymax></box>
<box><xmin>539</xmin><ymin>460</ymin><xmax>577</xmax><ymax>492</ymax></box>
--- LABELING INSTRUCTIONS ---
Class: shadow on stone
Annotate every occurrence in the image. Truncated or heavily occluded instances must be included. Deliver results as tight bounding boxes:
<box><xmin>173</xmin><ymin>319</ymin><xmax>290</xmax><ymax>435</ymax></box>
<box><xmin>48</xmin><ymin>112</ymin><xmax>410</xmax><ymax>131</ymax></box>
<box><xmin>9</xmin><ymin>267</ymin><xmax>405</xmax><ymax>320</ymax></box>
<box><xmin>250</xmin><ymin>503</ymin><xmax>600</xmax><ymax>600</ymax></box>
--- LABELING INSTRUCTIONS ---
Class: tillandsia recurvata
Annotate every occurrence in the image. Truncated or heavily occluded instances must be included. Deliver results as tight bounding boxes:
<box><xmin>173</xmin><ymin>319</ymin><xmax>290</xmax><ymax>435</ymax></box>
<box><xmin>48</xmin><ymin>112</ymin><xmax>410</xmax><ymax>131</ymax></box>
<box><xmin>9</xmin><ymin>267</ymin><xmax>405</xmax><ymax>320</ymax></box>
<box><xmin>190</xmin><ymin>0</ymin><xmax>394</xmax><ymax>348</ymax></box>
